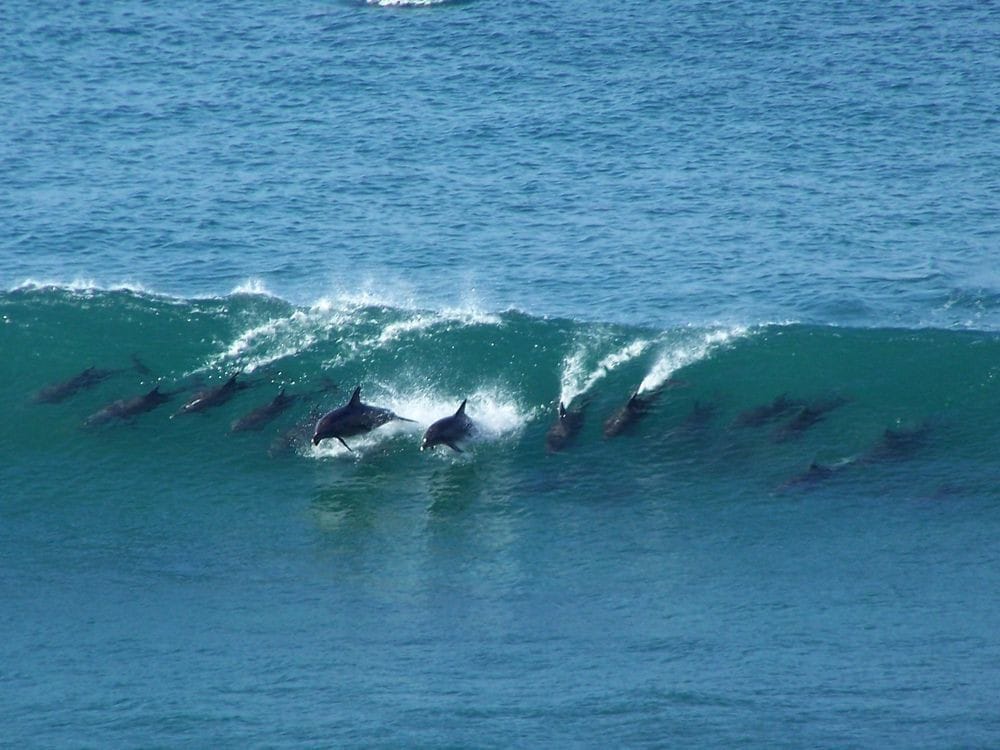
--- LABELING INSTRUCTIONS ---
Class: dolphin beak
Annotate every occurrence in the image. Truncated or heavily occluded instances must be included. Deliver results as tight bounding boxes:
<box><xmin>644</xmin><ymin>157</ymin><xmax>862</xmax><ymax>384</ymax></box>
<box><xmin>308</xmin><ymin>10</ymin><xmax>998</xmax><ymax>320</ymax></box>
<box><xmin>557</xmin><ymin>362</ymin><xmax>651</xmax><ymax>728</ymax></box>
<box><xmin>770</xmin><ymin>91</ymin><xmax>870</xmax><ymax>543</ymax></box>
<box><xmin>311</xmin><ymin>435</ymin><xmax>320</xmax><ymax>446</ymax></box>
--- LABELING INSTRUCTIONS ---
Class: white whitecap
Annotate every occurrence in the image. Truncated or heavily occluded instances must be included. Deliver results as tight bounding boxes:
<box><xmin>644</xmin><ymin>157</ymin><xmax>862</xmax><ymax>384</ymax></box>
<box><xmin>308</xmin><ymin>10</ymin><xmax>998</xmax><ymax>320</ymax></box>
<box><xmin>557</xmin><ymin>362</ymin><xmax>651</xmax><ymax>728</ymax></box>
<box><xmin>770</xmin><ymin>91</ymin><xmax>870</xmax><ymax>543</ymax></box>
<box><xmin>559</xmin><ymin>339</ymin><xmax>651</xmax><ymax>407</ymax></box>
<box><xmin>638</xmin><ymin>326</ymin><xmax>750</xmax><ymax>394</ymax></box>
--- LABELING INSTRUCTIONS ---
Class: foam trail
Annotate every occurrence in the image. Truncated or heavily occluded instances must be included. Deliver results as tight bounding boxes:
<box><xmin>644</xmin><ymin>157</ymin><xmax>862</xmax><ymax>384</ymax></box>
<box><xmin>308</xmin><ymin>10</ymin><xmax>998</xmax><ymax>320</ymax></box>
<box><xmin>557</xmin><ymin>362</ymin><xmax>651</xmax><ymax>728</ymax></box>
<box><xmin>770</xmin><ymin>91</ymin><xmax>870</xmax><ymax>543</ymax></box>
<box><xmin>375</xmin><ymin>307</ymin><xmax>500</xmax><ymax>347</ymax></box>
<box><xmin>203</xmin><ymin>304</ymin><xmax>352</xmax><ymax>375</ymax></box>
<box><xmin>638</xmin><ymin>327</ymin><xmax>748</xmax><ymax>394</ymax></box>
<box><xmin>14</xmin><ymin>277</ymin><xmax>150</xmax><ymax>295</ymax></box>
<box><xmin>368</xmin><ymin>0</ymin><xmax>449</xmax><ymax>6</ymax></box>
<box><xmin>560</xmin><ymin>339</ymin><xmax>651</xmax><ymax>407</ymax></box>
<box><xmin>230</xmin><ymin>278</ymin><xmax>272</xmax><ymax>297</ymax></box>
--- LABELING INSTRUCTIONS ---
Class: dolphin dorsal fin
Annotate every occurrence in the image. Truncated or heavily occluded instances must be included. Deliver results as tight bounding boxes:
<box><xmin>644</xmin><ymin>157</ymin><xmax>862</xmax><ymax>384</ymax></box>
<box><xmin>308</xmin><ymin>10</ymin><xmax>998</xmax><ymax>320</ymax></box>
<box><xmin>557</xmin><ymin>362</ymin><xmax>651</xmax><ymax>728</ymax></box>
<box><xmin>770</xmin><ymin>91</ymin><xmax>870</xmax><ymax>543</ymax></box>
<box><xmin>455</xmin><ymin>399</ymin><xmax>467</xmax><ymax>416</ymax></box>
<box><xmin>349</xmin><ymin>386</ymin><xmax>362</xmax><ymax>407</ymax></box>
<box><xmin>558</xmin><ymin>401</ymin><xmax>567</xmax><ymax>418</ymax></box>
<box><xmin>148</xmin><ymin>385</ymin><xmax>161</xmax><ymax>395</ymax></box>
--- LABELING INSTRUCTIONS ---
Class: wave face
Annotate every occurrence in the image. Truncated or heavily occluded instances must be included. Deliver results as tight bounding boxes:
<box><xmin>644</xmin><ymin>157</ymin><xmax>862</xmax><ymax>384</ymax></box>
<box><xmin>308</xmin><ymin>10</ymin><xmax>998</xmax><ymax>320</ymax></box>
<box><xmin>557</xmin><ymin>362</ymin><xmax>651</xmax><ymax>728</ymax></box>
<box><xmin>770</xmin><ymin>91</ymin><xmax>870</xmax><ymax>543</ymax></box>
<box><xmin>3</xmin><ymin>286</ymin><xmax>997</xmax><ymax>497</ymax></box>
<box><xmin>4</xmin><ymin>286</ymin><xmax>1000</xmax><ymax>749</ymax></box>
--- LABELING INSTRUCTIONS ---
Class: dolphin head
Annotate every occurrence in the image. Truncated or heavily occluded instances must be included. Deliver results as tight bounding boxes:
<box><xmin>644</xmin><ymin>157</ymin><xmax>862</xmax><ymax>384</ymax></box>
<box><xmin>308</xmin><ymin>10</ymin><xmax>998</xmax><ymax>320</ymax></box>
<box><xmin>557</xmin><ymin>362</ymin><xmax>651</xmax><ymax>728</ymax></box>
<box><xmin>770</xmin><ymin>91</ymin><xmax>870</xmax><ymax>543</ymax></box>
<box><xmin>420</xmin><ymin>424</ymin><xmax>441</xmax><ymax>451</ymax></box>
<box><xmin>420</xmin><ymin>400</ymin><xmax>471</xmax><ymax>453</ymax></box>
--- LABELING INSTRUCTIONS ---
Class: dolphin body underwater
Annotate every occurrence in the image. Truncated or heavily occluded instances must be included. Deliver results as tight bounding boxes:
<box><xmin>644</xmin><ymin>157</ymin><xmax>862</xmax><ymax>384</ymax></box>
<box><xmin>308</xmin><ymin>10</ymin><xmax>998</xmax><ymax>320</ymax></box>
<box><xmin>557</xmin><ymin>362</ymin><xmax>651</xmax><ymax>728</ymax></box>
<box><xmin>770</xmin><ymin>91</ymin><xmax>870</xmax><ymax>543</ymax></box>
<box><xmin>33</xmin><ymin>356</ymin><xmax>150</xmax><ymax>404</ymax></box>
<box><xmin>231</xmin><ymin>388</ymin><xmax>296</xmax><ymax>432</ymax></box>
<box><xmin>603</xmin><ymin>390</ymin><xmax>656</xmax><ymax>438</ymax></box>
<box><xmin>545</xmin><ymin>401</ymin><xmax>585</xmax><ymax>453</ymax></box>
<box><xmin>421</xmin><ymin>399</ymin><xmax>477</xmax><ymax>453</ymax></box>
<box><xmin>175</xmin><ymin>373</ymin><xmax>249</xmax><ymax>416</ymax></box>
<box><xmin>84</xmin><ymin>385</ymin><xmax>173</xmax><ymax>426</ymax></box>
<box><xmin>312</xmin><ymin>386</ymin><xmax>415</xmax><ymax>451</ymax></box>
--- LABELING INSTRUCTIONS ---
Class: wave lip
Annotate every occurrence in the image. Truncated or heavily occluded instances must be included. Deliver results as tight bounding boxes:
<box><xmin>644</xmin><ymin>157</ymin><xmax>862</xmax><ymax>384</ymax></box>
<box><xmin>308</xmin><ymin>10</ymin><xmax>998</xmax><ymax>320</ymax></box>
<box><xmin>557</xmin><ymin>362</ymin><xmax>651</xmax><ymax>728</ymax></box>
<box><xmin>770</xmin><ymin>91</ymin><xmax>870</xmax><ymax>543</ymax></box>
<box><xmin>638</xmin><ymin>326</ymin><xmax>750</xmax><ymax>395</ymax></box>
<box><xmin>559</xmin><ymin>339</ymin><xmax>652</xmax><ymax>408</ymax></box>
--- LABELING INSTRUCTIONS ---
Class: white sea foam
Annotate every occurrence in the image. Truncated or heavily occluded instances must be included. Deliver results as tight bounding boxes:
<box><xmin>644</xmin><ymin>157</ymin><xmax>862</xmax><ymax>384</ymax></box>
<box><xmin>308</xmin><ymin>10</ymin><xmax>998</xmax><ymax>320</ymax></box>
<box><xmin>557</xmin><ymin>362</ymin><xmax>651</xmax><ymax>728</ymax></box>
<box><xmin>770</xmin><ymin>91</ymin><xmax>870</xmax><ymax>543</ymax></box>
<box><xmin>204</xmin><ymin>304</ymin><xmax>355</xmax><ymax>375</ymax></box>
<box><xmin>230</xmin><ymin>278</ymin><xmax>273</xmax><ymax>297</ymax></box>
<box><xmin>559</xmin><ymin>339</ymin><xmax>651</xmax><ymax>407</ymax></box>
<box><xmin>638</xmin><ymin>326</ymin><xmax>749</xmax><ymax>394</ymax></box>
<box><xmin>14</xmin><ymin>277</ymin><xmax>151</xmax><ymax>295</ymax></box>
<box><xmin>367</xmin><ymin>0</ymin><xmax>450</xmax><ymax>6</ymax></box>
<box><xmin>375</xmin><ymin>307</ymin><xmax>500</xmax><ymax>346</ymax></box>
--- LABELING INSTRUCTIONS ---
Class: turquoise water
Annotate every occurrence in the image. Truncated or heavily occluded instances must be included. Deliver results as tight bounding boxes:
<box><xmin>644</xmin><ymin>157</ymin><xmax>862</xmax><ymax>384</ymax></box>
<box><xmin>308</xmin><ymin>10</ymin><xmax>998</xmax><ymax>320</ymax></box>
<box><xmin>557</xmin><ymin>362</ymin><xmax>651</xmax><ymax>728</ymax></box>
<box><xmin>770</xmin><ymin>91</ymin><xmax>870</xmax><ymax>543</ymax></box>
<box><xmin>2</xmin><ymin>1</ymin><xmax>999</xmax><ymax>747</ymax></box>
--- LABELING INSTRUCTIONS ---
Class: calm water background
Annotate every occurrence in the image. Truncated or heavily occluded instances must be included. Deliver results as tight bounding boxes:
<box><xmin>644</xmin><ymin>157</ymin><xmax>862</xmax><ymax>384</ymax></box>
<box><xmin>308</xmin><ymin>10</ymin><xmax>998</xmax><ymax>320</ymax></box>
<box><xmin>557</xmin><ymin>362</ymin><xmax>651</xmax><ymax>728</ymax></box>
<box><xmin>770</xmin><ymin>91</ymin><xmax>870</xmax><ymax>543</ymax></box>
<box><xmin>2</xmin><ymin>0</ymin><xmax>998</xmax><ymax>746</ymax></box>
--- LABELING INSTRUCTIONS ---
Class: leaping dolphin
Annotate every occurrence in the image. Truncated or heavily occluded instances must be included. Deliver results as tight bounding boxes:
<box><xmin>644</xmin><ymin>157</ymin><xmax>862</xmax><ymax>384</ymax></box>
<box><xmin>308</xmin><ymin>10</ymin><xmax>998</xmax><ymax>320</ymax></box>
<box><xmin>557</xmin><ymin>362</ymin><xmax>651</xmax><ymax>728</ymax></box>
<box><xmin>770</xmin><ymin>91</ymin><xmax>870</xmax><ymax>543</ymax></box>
<box><xmin>312</xmin><ymin>386</ymin><xmax>415</xmax><ymax>451</ymax></box>
<box><xmin>546</xmin><ymin>400</ymin><xmax>585</xmax><ymax>453</ymax></box>
<box><xmin>421</xmin><ymin>399</ymin><xmax>476</xmax><ymax>453</ymax></box>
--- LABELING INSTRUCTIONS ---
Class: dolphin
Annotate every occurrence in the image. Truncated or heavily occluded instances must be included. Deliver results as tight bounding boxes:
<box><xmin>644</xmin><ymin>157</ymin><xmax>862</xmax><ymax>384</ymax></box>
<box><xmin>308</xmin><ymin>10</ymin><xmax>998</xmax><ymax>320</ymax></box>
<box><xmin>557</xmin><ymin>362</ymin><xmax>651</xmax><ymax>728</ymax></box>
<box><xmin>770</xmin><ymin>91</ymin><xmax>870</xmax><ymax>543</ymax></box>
<box><xmin>421</xmin><ymin>399</ymin><xmax>476</xmax><ymax>453</ymax></box>
<box><xmin>311</xmin><ymin>386</ymin><xmax>415</xmax><ymax>451</ymax></box>
<box><xmin>546</xmin><ymin>400</ymin><xmax>585</xmax><ymax>453</ymax></box>
<box><xmin>32</xmin><ymin>355</ymin><xmax>149</xmax><ymax>404</ymax></box>
<box><xmin>772</xmin><ymin>396</ymin><xmax>848</xmax><ymax>442</ymax></box>
<box><xmin>731</xmin><ymin>393</ymin><xmax>800</xmax><ymax>428</ymax></box>
<box><xmin>231</xmin><ymin>387</ymin><xmax>296</xmax><ymax>432</ymax></box>
<box><xmin>682</xmin><ymin>400</ymin><xmax>716</xmax><ymax>428</ymax></box>
<box><xmin>861</xmin><ymin>423</ymin><xmax>931</xmax><ymax>463</ymax></box>
<box><xmin>603</xmin><ymin>389</ymin><xmax>656</xmax><ymax>438</ymax></box>
<box><xmin>175</xmin><ymin>373</ymin><xmax>248</xmax><ymax>416</ymax></box>
<box><xmin>269</xmin><ymin>407</ymin><xmax>321</xmax><ymax>458</ymax></box>
<box><xmin>779</xmin><ymin>460</ymin><xmax>837</xmax><ymax>491</ymax></box>
<box><xmin>84</xmin><ymin>385</ymin><xmax>173</xmax><ymax>426</ymax></box>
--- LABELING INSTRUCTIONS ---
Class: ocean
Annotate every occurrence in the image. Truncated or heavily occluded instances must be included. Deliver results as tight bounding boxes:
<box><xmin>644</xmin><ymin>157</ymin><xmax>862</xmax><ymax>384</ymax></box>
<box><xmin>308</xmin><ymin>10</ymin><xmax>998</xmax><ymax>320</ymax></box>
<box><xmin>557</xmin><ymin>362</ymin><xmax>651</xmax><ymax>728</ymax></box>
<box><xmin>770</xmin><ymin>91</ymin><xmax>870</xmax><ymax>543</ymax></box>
<box><xmin>2</xmin><ymin>0</ymin><xmax>998</xmax><ymax>747</ymax></box>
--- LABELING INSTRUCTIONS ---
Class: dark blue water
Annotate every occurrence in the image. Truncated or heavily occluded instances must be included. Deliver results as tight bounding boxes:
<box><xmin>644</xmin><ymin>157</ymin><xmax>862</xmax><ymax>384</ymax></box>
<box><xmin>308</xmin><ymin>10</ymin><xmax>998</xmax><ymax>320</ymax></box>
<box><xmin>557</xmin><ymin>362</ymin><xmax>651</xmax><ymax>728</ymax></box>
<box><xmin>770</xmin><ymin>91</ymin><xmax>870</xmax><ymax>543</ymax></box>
<box><xmin>2</xmin><ymin>1</ymin><xmax>998</xmax><ymax>746</ymax></box>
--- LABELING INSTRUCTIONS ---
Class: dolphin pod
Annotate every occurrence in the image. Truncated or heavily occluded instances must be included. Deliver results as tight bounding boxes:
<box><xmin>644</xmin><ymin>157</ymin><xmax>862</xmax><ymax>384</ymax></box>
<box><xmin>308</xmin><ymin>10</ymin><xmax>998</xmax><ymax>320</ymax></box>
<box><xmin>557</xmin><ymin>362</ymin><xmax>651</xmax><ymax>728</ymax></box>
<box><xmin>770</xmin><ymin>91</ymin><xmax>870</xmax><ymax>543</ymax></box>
<box><xmin>40</xmin><ymin>356</ymin><xmax>923</xmax><ymax>484</ymax></box>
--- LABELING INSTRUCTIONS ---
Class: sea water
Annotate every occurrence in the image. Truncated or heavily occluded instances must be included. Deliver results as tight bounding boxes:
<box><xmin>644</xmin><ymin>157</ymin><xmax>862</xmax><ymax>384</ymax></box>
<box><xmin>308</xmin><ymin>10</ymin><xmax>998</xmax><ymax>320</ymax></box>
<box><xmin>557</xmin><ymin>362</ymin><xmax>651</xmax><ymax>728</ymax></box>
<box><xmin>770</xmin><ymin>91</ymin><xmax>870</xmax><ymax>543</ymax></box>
<box><xmin>2</xmin><ymin>1</ymin><xmax>998</xmax><ymax>747</ymax></box>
